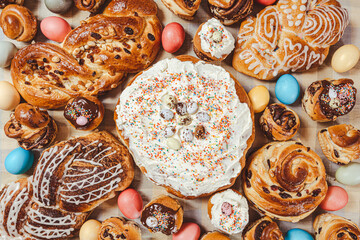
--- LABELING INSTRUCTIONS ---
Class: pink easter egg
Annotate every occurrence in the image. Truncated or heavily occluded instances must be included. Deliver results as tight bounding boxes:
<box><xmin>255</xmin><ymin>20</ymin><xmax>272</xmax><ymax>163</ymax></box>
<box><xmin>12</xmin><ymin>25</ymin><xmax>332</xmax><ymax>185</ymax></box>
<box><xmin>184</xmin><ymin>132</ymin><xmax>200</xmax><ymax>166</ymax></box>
<box><xmin>256</xmin><ymin>0</ymin><xmax>277</xmax><ymax>5</ymax></box>
<box><xmin>40</xmin><ymin>16</ymin><xmax>72</xmax><ymax>42</ymax></box>
<box><xmin>117</xmin><ymin>189</ymin><xmax>143</xmax><ymax>219</ymax></box>
<box><xmin>320</xmin><ymin>186</ymin><xmax>348</xmax><ymax>211</ymax></box>
<box><xmin>173</xmin><ymin>222</ymin><xmax>201</xmax><ymax>240</ymax></box>
<box><xmin>162</xmin><ymin>22</ymin><xmax>185</xmax><ymax>53</ymax></box>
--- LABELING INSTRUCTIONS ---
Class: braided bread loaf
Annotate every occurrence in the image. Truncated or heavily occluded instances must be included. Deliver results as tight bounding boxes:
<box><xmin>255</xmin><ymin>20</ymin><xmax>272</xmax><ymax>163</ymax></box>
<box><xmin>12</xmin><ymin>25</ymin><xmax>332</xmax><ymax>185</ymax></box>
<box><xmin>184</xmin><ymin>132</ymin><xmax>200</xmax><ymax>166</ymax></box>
<box><xmin>11</xmin><ymin>0</ymin><xmax>162</xmax><ymax>109</ymax></box>
<box><xmin>233</xmin><ymin>0</ymin><xmax>349</xmax><ymax>80</ymax></box>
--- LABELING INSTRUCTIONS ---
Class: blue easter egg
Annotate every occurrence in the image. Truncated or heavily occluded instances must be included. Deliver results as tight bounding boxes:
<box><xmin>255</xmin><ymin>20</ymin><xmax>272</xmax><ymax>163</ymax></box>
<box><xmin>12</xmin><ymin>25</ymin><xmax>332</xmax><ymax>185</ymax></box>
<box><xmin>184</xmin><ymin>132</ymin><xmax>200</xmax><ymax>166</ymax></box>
<box><xmin>5</xmin><ymin>147</ymin><xmax>34</xmax><ymax>175</ymax></box>
<box><xmin>285</xmin><ymin>229</ymin><xmax>314</xmax><ymax>240</ymax></box>
<box><xmin>275</xmin><ymin>74</ymin><xmax>300</xmax><ymax>105</ymax></box>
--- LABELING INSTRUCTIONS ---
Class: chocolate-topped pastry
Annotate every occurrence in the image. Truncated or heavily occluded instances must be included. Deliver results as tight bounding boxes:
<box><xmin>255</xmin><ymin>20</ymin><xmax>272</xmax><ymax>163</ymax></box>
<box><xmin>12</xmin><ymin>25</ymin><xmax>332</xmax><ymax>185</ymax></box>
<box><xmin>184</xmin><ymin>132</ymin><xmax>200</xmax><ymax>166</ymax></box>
<box><xmin>243</xmin><ymin>216</ymin><xmax>284</xmax><ymax>240</ymax></box>
<box><xmin>4</xmin><ymin>103</ymin><xmax>57</xmax><ymax>150</ymax></box>
<box><xmin>0</xmin><ymin>0</ymin><xmax>24</xmax><ymax>8</ymax></box>
<box><xmin>208</xmin><ymin>0</ymin><xmax>253</xmax><ymax>25</ymax></box>
<box><xmin>141</xmin><ymin>195</ymin><xmax>183</xmax><ymax>235</ymax></box>
<box><xmin>302</xmin><ymin>79</ymin><xmax>356</xmax><ymax>122</ymax></box>
<box><xmin>260</xmin><ymin>103</ymin><xmax>300</xmax><ymax>141</ymax></box>
<box><xmin>64</xmin><ymin>96</ymin><xmax>104</xmax><ymax>131</ymax></box>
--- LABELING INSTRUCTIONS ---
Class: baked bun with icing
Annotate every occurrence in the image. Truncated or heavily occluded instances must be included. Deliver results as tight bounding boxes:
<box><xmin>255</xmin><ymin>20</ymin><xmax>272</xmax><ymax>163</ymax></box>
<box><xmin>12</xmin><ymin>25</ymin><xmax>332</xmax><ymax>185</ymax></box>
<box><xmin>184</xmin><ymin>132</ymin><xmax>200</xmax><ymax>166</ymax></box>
<box><xmin>193</xmin><ymin>18</ymin><xmax>235</xmax><ymax>62</ymax></box>
<box><xmin>74</xmin><ymin>0</ymin><xmax>106</xmax><ymax>12</ymax></box>
<box><xmin>115</xmin><ymin>55</ymin><xmax>255</xmax><ymax>199</ymax></box>
<box><xmin>201</xmin><ymin>231</ymin><xmax>231</xmax><ymax>240</ymax></box>
<box><xmin>232</xmin><ymin>0</ymin><xmax>349</xmax><ymax>80</ymax></box>
<box><xmin>98</xmin><ymin>217</ymin><xmax>141</xmax><ymax>240</ymax></box>
<box><xmin>11</xmin><ymin>0</ymin><xmax>162</xmax><ymax>109</ymax></box>
<box><xmin>243</xmin><ymin>141</ymin><xmax>327</xmax><ymax>222</ymax></box>
<box><xmin>302</xmin><ymin>79</ymin><xmax>356</xmax><ymax>122</ymax></box>
<box><xmin>313</xmin><ymin>213</ymin><xmax>360</xmax><ymax>240</ymax></box>
<box><xmin>4</xmin><ymin>103</ymin><xmax>58</xmax><ymax>150</ymax></box>
<box><xmin>0</xmin><ymin>0</ymin><xmax>23</xmax><ymax>8</ymax></box>
<box><xmin>161</xmin><ymin>0</ymin><xmax>201</xmax><ymax>20</ymax></box>
<box><xmin>208</xmin><ymin>0</ymin><xmax>253</xmax><ymax>25</ymax></box>
<box><xmin>242</xmin><ymin>216</ymin><xmax>284</xmax><ymax>240</ymax></box>
<box><xmin>318</xmin><ymin>124</ymin><xmax>360</xmax><ymax>165</ymax></box>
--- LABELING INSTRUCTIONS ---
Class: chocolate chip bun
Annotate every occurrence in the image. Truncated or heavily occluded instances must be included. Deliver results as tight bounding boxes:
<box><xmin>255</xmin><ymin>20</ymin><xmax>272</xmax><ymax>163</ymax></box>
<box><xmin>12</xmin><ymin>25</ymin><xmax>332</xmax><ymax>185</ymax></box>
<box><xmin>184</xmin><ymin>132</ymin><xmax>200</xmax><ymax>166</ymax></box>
<box><xmin>98</xmin><ymin>217</ymin><xmax>141</xmax><ymax>240</ymax></box>
<box><xmin>243</xmin><ymin>216</ymin><xmax>284</xmax><ymax>240</ymax></box>
<box><xmin>208</xmin><ymin>0</ymin><xmax>253</xmax><ymax>25</ymax></box>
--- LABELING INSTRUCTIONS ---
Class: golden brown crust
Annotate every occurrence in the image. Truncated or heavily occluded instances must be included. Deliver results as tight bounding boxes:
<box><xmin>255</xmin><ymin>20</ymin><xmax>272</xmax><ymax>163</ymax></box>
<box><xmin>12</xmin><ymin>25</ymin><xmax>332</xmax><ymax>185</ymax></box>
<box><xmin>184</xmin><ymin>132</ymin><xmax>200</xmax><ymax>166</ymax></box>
<box><xmin>242</xmin><ymin>216</ymin><xmax>284</xmax><ymax>240</ymax></box>
<box><xmin>0</xmin><ymin>4</ymin><xmax>37</xmax><ymax>42</ymax></box>
<box><xmin>201</xmin><ymin>231</ymin><xmax>231</xmax><ymax>240</ymax></box>
<box><xmin>313</xmin><ymin>213</ymin><xmax>360</xmax><ymax>240</ymax></box>
<box><xmin>243</xmin><ymin>141</ymin><xmax>328</xmax><ymax>222</ymax></box>
<box><xmin>0</xmin><ymin>0</ymin><xmax>23</xmax><ymax>8</ymax></box>
<box><xmin>74</xmin><ymin>0</ymin><xmax>106</xmax><ymax>12</ymax></box>
<box><xmin>98</xmin><ymin>217</ymin><xmax>141</xmax><ymax>240</ymax></box>
<box><xmin>259</xmin><ymin>103</ymin><xmax>300</xmax><ymax>141</ymax></box>
<box><xmin>318</xmin><ymin>124</ymin><xmax>360</xmax><ymax>165</ymax></box>
<box><xmin>4</xmin><ymin>103</ymin><xmax>58</xmax><ymax>150</ymax></box>
<box><xmin>114</xmin><ymin>55</ymin><xmax>255</xmax><ymax>199</ymax></box>
<box><xmin>208</xmin><ymin>0</ymin><xmax>253</xmax><ymax>25</ymax></box>
<box><xmin>161</xmin><ymin>0</ymin><xmax>201</xmax><ymax>20</ymax></box>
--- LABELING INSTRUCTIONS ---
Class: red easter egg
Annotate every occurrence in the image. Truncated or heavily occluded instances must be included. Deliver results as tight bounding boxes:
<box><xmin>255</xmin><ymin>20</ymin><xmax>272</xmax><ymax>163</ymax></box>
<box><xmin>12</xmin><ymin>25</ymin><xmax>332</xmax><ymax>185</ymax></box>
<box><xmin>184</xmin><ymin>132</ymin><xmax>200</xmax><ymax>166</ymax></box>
<box><xmin>117</xmin><ymin>188</ymin><xmax>143</xmax><ymax>219</ymax></box>
<box><xmin>256</xmin><ymin>0</ymin><xmax>277</xmax><ymax>5</ymax></box>
<box><xmin>320</xmin><ymin>186</ymin><xmax>348</xmax><ymax>211</ymax></box>
<box><xmin>162</xmin><ymin>22</ymin><xmax>185</xmax><ymax>53</ymax></box>
<box><xmin>173</xmin><ymin>222</ymin><xmax>201</xmax><ymax>240</ymax></box>
<box><xmin>40</xmin><ymin>16</ymin><xmax>72</xmax><ymax>42</ymax></box>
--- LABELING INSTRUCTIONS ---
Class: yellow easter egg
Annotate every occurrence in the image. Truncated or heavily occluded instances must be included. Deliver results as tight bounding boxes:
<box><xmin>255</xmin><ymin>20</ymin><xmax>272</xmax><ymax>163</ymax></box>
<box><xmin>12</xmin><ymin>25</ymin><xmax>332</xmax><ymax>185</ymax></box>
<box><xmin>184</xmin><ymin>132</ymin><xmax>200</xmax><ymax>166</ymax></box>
<box><xmin>332</xmin><ymin>44</ymin><xmax>360</xmax><ymax>73</ymax></box>
<box><xmin>79</xmin><ymin>219</ymin><xmax>101</xmax><ymax>240</ymax></box>
<box><xmin>248</xmin><ymin>85</ymin><xmax>270</xmax><ymax>113</ymax></box>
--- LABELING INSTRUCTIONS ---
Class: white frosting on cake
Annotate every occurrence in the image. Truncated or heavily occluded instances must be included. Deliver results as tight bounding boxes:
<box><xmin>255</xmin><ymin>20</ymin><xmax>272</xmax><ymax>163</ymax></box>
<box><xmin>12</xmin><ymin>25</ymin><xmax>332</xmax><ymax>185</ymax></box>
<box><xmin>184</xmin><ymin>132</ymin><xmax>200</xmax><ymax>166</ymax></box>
<box><xmin>198</xmin><ymin>18</ymin><xmax>235</xmax><ymax>59</ymax></box>
<box><xmin>115</xmin><ymin>58</ymin><xmax>252</xmax><ymax>197</ymax></box>
<box><xmin>210</xmin><ymin>189</ymin><xmax>249</xmax><ymax>234</ymax></box>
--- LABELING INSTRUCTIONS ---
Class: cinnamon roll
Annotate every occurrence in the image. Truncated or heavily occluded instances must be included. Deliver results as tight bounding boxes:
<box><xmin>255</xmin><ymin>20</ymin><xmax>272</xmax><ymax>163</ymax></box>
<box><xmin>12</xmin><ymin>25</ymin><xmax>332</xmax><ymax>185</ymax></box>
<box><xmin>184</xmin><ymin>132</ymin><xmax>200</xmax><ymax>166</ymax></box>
<box><xmin>0</xmin><ymin>4</ymin><xmax>37</xmax><ymax>42</ymax></box>
<box><xmin>208</xmin><ymin>0</ymin><xmax>253</xmax><ymax>25</ymax></box>
<box><xmin>0</xmin><ymin>0</ymin><xmax>23</xmax><ymax>8</ymax></box>
<box><xmin>243</xmin><ymin>216</ymin><xmax>284</xmax><ymax>240</ymax></box>
<box><xmin>318</xmin><ymin>124</ymin><xmax>360</xmax><ymax>165</ymax></box>
<box><xmin>74</xmin><ymin>0</ymin><xmax>106</xmax><ymax>12</ymax></box>
<box><xmin>243</xmin><ymin>141</ymin><xmax>328</xmax><ymax>222</ymax></box>
<box><xmin>314</xmin><ymin>213</ymin><xmax>360</xmax><ymax>240</ymax></box>
<box><xmin>98</xmin><ymin>217</ymin><xmax>141</xmax><ymax>240</ymax></box>
<box><xmin>161</xmin><ymin>0</ymin><xmax>202</xmax><ymax>20</ymax></box>
<box><xmin>302</xmin><ymin>79</ymin><xmax>356</xmax><ymax>122</ymax></box>
<box><xmin>260</xmin><ymin>103</ymin><xmax>300</xmax><ymax>141</ymax></box>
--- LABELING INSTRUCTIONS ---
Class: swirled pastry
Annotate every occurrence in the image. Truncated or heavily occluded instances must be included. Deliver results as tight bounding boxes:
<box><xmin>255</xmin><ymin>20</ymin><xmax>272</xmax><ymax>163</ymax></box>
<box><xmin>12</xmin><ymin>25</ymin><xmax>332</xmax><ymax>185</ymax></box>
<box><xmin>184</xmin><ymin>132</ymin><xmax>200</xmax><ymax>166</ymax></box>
<box><xmin>161</xmin><ymin>0</ymin><xmax>201</xmax><ymax>20</ymax></box>
<box><xmin>318</xmin><ymin>124</ymin><xmax>360</xmax><ymax>165</ymax></box>
<box><xmin>99</xmin><ymin>217</ymin><xmax>141</xmax><ymax>240</ymax></box>
<box><xmin>208</xmin><ymin>0</ymin><xmax>253</xmax><ymax>25</ymax></box>
<box><xmin>0</xmin><ymin>4</ymin><xmax>37</xmax><ymax>42</ymax></box>
<box><xmin>0</xmin><ymin>0</ymin><xmax>23</xmax><ymax>8</ymax></box>
<box><xmin>115</xmin><ymin>55</ymin><xmax>255</xmax><ymax>198</ymax></box>
<box><xmin>260</xmin><ymin>103</ymin><xmax>300</xmax><ymax>141</ymax></box>
<box><xmin>243</xmin><ymin>141</ymin><xmax>328</xmax><ymax>222</ymax></box>
<box><xmin>314</xmin><ymin>213</ymin><xmax>360</xmax><ymax>240</ymax></box>
<box><xmin>302</xmin><ymin>79</ymin><xmax>356</xmax><ymax>122</ymax></box>
<box><xmin>201</xmin><ymin>231</ymin><xmax>231</xmax><ymax>240</ymax></box>
<box><xmin>243</xmin><ymin>216</ymin><xmax>284</xmax><ymax>240</ymax></box>
<box><xmin>74</xmin><ymin>0</ymin><xmax>106</xmax><ymax>12</ymax></box>
<box><xmin>11</xmin><ymin>0</ymin><xmax>162</xmax><ymax>109</ymax></box>
<box><xmin>232</xmin><ymin>0</ymin><xmax>349</xmax><ymax>80</ymax></box>
<box><xmin>4</xmin><ymin>103</ymin><xmax>58</xmax><ymax>150</ymax></box>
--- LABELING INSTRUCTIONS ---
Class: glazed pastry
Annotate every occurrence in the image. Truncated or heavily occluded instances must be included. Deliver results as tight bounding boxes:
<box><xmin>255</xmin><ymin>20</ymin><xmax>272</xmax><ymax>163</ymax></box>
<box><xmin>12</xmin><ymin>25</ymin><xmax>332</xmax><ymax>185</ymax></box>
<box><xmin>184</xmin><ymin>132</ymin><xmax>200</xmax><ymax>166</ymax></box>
<box><xmin>313</xmin><ymin>213</ymin><xmax>360</xmax><ymax>240</ymax></box>
<box><xmin>243</xmin><ymin>141</ymin><xmax>327</xmax><ymax>222</ymax></box>
<box><xmin>242</xmin><ymin>216</ymin><xmax>284</xmax><ymax>240</ymax></box>
<box><xmin>232</xmin><ymin>0</ymin><xmax>349</xmax><ymax>80</ymax></box>
<box><xmin>0</xmin><ymin>4</ymin><xmax>37</xmax><ymax>42</ymax></box>
<box><xmin>115</xmin><ymin>55</ymin><xmax>255</xmax><ymax>199</ymax></box>
<box><xmin>161</xmin><ymin>0</ymin><xmax>201</xmax><ymax>20</ymax></box>
<box><xmin>0</xmin><ymin>0</ymin><xmax>23</xmax><ymax>8</ymax></box>
<box><xmin>208</xmin><ymin>0</ymin><xmax>253</xmax><ymax>25</ymax></box>
<box><xmin>259</xmin><ymin>103</ymin><xmax>300</xmax><ymax>141</ymax></box>
<box><xmin>302</xmin><ymin>79</ymin><xmax>356</xmax><ymax>122</ymax></box>
<box><xmin>64</xmin><ymin>96</ymin><xmax>104</xmax><ymax>131</ymax></box>
<box><xmin>4</xmin><ymin>103</ymin><xmax>58</xmax><ymax>150</ymax></box>
<box><xmin>74</xmin><ymin>0</ymin><xmax>106</xmax><ymax>12</ymax></box>
<box><xmin>98</xmin><ymin>217</ymin><xmax>141</xmax><ymax>240</ymax></box>
<box><xmin>201</xmin><ymin>231</ymin><xmax>230</xmax><ymax>240</ymax></box>
<box><xmin>318</xmin><ymin>124</ymin><xmax>360</xmax><ymax>165</ymax></box>
<box><xmin>140</xmin><ymin>195</ymin><xmax>183</xmax><ymax>235</ymax></box>
<box><xmin>11</xmin><ymin>0</ymin><xmax>162</xmax><ymax>109</ymax></box>
<box><xmin>193</xmin><ymin>18</ymin><xmax>235</xmax><ymax>61</ymax></box>
<box><xmin>208</xmin><ymin>189</ymin><xmax>249</xmax><ymax>235</ymax></box>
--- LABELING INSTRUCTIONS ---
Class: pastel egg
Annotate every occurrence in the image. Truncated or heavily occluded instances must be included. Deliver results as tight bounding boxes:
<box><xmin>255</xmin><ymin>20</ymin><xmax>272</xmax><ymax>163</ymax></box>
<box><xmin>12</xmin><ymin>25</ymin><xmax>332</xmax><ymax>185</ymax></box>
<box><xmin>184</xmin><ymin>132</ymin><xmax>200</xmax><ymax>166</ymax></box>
<box><xmin>248</xmin><ymin>85</ymin><xmax>270</xmax><ymax>113</ymax></box>
<box><xmin>40</xmin><ymin>16</ymin><xmax>72</xmax><ymax>42</ymax></box>
<box><xmin>5</xmin><ymin>147</ymin><xmax>34</xmax><ymax>175</ymax></box>
<box><xmin>117</xmin><ymin>188</ymin><xmax>143</xmax><ymax>219</ymax></box>
<box><xmin>45</xmin><ymin>0</ymin><xmax>73</xmax><ymax>14</ymax></box>
<box><xmin>331</xmin><ymin>44</ymin><xmax>360</xmax><ymax>73</ymax></box>
<box><xmin>0</xmin><ymin>41</ymin><xmax>17</xmax><ymax>68</ymax></box>
<box><xmin>0</xmin><ymin>81</ymin><xmax>20</xmax><ymax>111</ymax></box>
<box><xmin>275</xmin><ymin>74</ymin><xmax>300</xmax><ymax>105</ymax></box>
<box><xmin>162</xmin><ymin>22</ymin><xmax>185</xmax><ymax>53</ymax></box>
<box><xmin>173</xmin><ymin>222</ymin><xmax>201</xmax><ymax>240</ymax></box>
<box><xmin>256</xmin><ymin>0</ymin><xmax>277</xmax><ymax>5</ymax></box>
<box><xmin>336</xmin><ymin>163</ymin><xmax>360</xmax><ymax>186</ymax></box>
<box><xmin>79</xmin><ymin>219</ymin><xmax>101</xmax><ymax>240</ymax></box>
<box><xmin>320</xmin><ymin>186</ymin><xmax>348</xmax><ymax>211</ymax></box>
<box><xmin>167</xmin><ymin>138</ymin><xmax>181</xmax><ymax>150</ymax></box>
<box><xmin>285</xmin><ymin>229</ymin><xmax>313</xmax><ymax>240</ymax></box>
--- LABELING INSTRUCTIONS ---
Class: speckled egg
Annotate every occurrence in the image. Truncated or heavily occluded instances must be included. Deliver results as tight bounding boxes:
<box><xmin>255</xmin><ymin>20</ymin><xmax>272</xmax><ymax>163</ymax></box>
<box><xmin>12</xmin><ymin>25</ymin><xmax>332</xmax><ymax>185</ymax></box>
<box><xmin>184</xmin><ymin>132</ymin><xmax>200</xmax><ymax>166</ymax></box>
<box><xmin>40</xmin><ymin>16</ymin><xmax>72</xmax><ymax>42</ymax></box>
<box><xmin>285</xmin><ymin>229</ymin><xmax>313</xmax><ymax>240</ymax></box>
<box><xmin>320</xmin><ymin>186</ymin><xmax>348</xmax><ymax>211</ymax></box>
<box><xmin>173</xmin><ymin>222</ymin><xmax>201</xmax><ymax>240</ymax></box>
<box><xmin>275</xmin><ymin>74</ymin><xmax>300</xmax><ymax>105</ymax></box>
<box><xmin>336</xmin><ymin>163</ymin><xmax>360</xmax><ymax>186</ymax></box>
<box><xmin>79</xmin><ymin>219</ymin><xmax>101</xmax><ymax>240</ymax></box>
<box><xmin>0</xmin><ymin>81</ymin><xmax>20</xmax><ymax>111</ymax></box>
<box><xmin>162</xmin><ymin>22</ymin><xmax>185</xmax><ymax>53</ymax></box>
<box><xmin>248</xmin><ymin>85</ymin><xmax>270</xmax><ymax>113</ymax></box>
<box><xmin>45</xmin><ymin>0</ymin><xmax>73</xmax><ymax>14</ymax></box>
<box><xmin>332</xmin><ymin>44</ymin><xmax>360</xmax><ymax>73</ymax></box>
<box><xmin>117</xmin><ymin>188</ymin><xmax>143</xmax><ymax>219</ymax></box>
<box><xmin>5</xmin><ymin>147</ymin><xmax>34</xmax><ymax>175</ymax></box>
<box><xmin>0</xmin><ymin>41</ymin><xmax>17</xmax><ymax>68</ymax></box>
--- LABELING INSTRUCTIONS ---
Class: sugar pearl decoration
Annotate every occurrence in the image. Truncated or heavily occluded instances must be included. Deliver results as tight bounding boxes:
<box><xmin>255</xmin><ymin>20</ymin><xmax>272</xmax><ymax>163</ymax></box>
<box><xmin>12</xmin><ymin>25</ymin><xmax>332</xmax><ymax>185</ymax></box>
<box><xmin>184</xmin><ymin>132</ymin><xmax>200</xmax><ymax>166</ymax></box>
<box><xmin>178</xmin><ymin>115</ymin><xmax>192</xmax><ymax>126</ymax></box>
<box><xmin>187</xmin><ymin>102</ymin><xmax>198</xmax><ymax>115</ymax></box>
<box><xmin>161</xmin><ymin>94</ymin><xmax>177</xmax><ymax>109</ymax></box>
<box><xmin>166</xmin><ymin>138</ymin><xmax>181</xmax><ymax>150</ymax></box>
<box><xmin>221</xmin><ymin>202</ymin><xmax>232</xmax><ymax>216</ymax></box>
<box><xmin>176</xmin><ymin>102</ymin><xmax>187</xmax><ymax>116</ymax></box>
<box><xmin>197</xmin><ymin>112</ymin><xmax>210</xmax><ymax>122</ymax></box>
<box><xmin>146</xmin><ymin>216</ymin><xmax>158</xmax><ymax>228</ymax></box>
<box><xmin>160</xmin><ymin>109</ymin><xmax>174</xmax><ymax>120</ymax></box>
<box><xmin>164</xmin><ymin>126</ymin><xmax>176</xmax><ymax>138</ymax></box>
<box><xmin>76</xmin><ymin>116</ymin><xmax>89</xmax><ymax>126</ymax></box>
<box><xmin>212</xmin><ymin>30</ymin><xmax>222</xmax><ymax>43</ymax></box>
<box><xmin>180</xmin><ymin>128</ymin><xmax>194</xmax><ymax>142</ymax></box>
